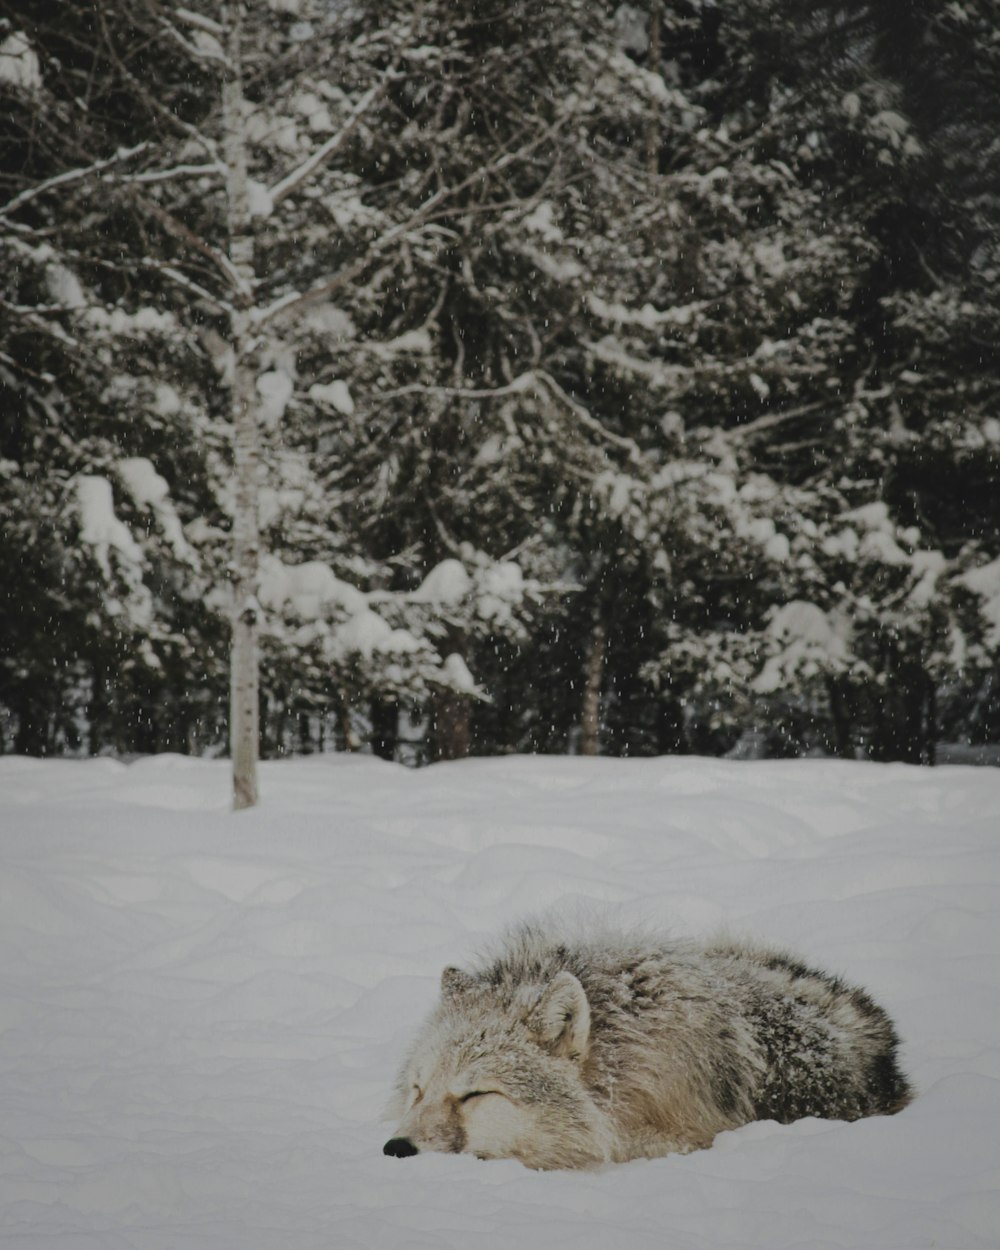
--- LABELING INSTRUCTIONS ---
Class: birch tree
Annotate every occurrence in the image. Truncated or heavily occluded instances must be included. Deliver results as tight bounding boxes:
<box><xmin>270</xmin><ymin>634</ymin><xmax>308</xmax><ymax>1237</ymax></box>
<box><xmin>0</xmin><ymin>0</ymin><xmax>564</xmax><ymax>775</ymax></box>
<box><xmin>219</xmin><ymin>3</ymin><xmax>260</xmax><ymax>809</ymax></box>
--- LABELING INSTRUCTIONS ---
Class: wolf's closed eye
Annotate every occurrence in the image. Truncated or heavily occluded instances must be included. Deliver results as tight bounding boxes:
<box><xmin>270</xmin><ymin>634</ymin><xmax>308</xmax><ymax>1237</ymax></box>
<box><xmin>460</xmin><ymin>1090</ymin><xmax>503</xmax><ymax>1103</ymax></box>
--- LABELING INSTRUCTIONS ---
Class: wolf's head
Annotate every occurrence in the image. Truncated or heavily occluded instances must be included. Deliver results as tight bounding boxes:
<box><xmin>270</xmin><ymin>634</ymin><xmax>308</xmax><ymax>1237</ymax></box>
<box><xmin>384</xmin><ymin>964</ymin><xmax>611</xmax><ymax>1169</ymax></box>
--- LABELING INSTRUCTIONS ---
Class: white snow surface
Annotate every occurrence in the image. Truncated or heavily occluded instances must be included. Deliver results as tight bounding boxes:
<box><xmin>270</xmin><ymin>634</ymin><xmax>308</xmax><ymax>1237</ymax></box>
<box><xmin>1</xmin><ymin>754</ymin><xmax>998</xmax><ymax>1250</ymax></box>
<box><xmin>0</xmin><ymin>31</ymin><xmax>41</xmax><ymax>91</ymax></box>
<box><xmin>439</xmin><ymin>653</ymin><xmax>483</xmax><ymax>698</ymax></box>
<box><xmin>246</xmin><ymin>179</ymin><xmax>275</xmax><ymax>219</ymax></box>
<box><xmin>45</xmin><ymin>262</ymin><xmax>87</xmax><ymax>310</ymax></box>
<box><xmin>412</xmin><ymin>558</ymin><xmax>473</xmax><ymax>606</ymax></box>
<box><xmin>308</xmin><ymin>379</ymin><xmax>355</xmax><ymax>416</ymax></box>
<box><xmin>755</xmin><ymin>600</ymin><xmax>850</xmax><ymax>692</ymax></box>
<box><xmin>74</xmin><ymin>475</ymin><xmax>143</xmax><ymax>577</ymax></box>
<box><xmin>256</xmin><ymin>369</ymin><xmax>294</xmax><ymax>426</ymax></box>
<box><xmin>258</xmin><ymin>554</ymin><xmax>367</xmax><ymax>618</ymax></box>
<box><xmin>960</xmin><ymin>556</ymin><xmax>1000</xmax><ymax>647</ymax></box>
<box><xmin>116</xmin><ymin>458</ymin><xmax>193</xmax><ymax>563</ymax></box>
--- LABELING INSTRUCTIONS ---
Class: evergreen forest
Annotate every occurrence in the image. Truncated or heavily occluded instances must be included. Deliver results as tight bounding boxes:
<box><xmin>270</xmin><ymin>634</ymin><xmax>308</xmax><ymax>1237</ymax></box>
<box><xmin>2</xmin><ymin>0</ymin><xmax>999</xmax><ymax>766</ymax></box>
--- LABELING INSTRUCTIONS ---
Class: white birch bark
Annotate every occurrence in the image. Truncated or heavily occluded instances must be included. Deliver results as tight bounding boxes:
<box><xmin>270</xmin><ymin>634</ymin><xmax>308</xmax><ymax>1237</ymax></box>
<box><xmin>221</xmin><ymin>3</ymin><xmax>260</xmax><ymax>810</ymax></box>
<box><xmin>580</xmin><ymin>616</ymin><xmax>606</xmax><ymax>756</ymax></box>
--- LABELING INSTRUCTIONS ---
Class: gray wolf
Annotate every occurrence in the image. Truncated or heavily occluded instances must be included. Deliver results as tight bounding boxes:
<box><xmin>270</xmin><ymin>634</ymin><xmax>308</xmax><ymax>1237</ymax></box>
<box><xmin>384</xmin><ymin>920</ymin><xmax>912</xmax><ymax>1169</ymax></box>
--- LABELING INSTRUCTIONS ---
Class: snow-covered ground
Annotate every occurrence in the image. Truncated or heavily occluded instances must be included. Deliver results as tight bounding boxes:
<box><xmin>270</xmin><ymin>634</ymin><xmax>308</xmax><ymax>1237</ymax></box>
<box><xmin>1</xmin><ymin>753</ymin><xmax>998</xmax><ymax>1249</ymax></box>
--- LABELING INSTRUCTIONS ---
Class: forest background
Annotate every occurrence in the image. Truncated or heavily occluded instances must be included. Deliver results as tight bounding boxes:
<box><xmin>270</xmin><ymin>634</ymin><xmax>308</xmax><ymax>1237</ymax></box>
<box><xmin>2</xmin><ymin>0</ymin><xmax>998</xmax><ymax>770</ymax></box>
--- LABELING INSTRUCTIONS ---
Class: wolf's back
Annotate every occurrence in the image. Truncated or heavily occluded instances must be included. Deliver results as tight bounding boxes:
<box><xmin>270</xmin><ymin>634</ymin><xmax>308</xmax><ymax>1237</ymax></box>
<box><xmin>705</xmin><ymin>942</ymin><xmax>912</xmax><ymax>1122</ymax></box>
<box><xmin>475</xmin><ymin>922</ymin><xmax>912</xmax><ymax>1126</ymax></box>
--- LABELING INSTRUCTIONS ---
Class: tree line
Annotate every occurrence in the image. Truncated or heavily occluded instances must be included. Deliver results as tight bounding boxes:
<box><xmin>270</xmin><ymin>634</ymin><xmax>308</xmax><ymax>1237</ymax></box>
<box><xmin>1</xmin><ymin>0</ymin><xmax>998</xmax><ymax>776</ymax></box>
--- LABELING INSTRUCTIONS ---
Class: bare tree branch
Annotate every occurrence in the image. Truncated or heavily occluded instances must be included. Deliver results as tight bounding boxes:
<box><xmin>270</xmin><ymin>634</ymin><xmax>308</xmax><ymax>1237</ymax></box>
<box><xmin>95</xmin><ymin>3</ymin><xmax>223</xmax><ymax>165</ymax></box>
<box><xmin>159</xmin><ymin>265</ymin><xmax>232</xmax><ymax>314</ymax></box>
<box><xmin>726</xmin><ymin>400</ymin><xmax>828</xmax><ymax>441</ymax></box>
<box><xmin>175</xmin><ymin>7</ymin><xmax>226</xmax><ymax>37</ymax></box>
<box><xmin>0</xmin><ymin>142</ymin><xmax>150</xmax><ymax>219</ymax></box>
<box><xmin>130</xmin><ymin>191</ymin><xmax>249</xmax><ymax>298</ymax></box>
<box><xmin>109</xmin><ymin>163</ymin><xmax>226</xmax><ymax>186</ymax></box>
<box><xmin>362</xmin><ymin>369</ymin><xmax>642</xmax><ymax>463</ymax></box>
<box><xmin>159</xmin><ymin>17</ymin><xmax>229</xmax><ymax>69</ymax></box>
<box><xmin>268</xmin><ymin>77</ymin><xmax>394</xmax><ymax>207</ymax></box>
<box><xmin>365</xmin><ymin>375</ymin><xmax>538</xmax><ymax>404</ymax></box>
<box><xmin>254</xmin><ymin>110</ymin><xmax>574</xmax><ymax>326</ymax></box>
<box><xmin>532</xmin><ymin>369</ymin><xmax>643</xmax><ymax>460</ymax></box>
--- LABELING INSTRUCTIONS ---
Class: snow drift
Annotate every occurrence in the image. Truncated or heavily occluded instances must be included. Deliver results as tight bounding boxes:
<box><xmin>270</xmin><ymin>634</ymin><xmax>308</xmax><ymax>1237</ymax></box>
<box><xmin>1</xmin><ymin>754</ymin><xmax>998</xmax><ymax>1248</ymax></box>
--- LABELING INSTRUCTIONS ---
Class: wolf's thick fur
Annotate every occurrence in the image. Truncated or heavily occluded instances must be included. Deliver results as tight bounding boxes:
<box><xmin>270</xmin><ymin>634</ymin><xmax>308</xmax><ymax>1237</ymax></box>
<box><xmin>385</xmin><ymin>921</ymin><xmax>912</xmax><ymax>1169</ymax></box>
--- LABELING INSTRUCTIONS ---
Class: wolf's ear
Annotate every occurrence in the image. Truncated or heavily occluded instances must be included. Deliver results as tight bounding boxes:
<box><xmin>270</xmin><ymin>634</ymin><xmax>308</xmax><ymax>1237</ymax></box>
<box><xmin>441</xmin><ymin>966</ymin><xmax>475</xmax><ymax>1000</ymax></box>
<box><xmin>530</xmin><ymin>971</ymin><xmax>590</xmax><ymax>1061</ymax></box>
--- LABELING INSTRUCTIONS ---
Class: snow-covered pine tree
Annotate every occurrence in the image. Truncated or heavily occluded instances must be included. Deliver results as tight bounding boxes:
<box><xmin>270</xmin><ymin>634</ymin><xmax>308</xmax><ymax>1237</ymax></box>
<box><xmin>298</xmin><ymin>0</ymin><xmax>859</xmax><ymax>756</ymax></box>
<box><xmin>2</xmin><ymin>0</ymin><xmax>996</xmax><ymax>764</ymax></box>
<box><xmin>630</xmin><ymin>0</ymin><xmax>1000</xmax><ymax>759</ymax></box>
<box><xmin>739</xmin><ymin>0</ymin><xmax>1000</xmax><ymax>757</ymax></box>
<box><xmin>0</xmin><ymin>4</ymin><xmax>227</xmax><ymax>755</ymax></box>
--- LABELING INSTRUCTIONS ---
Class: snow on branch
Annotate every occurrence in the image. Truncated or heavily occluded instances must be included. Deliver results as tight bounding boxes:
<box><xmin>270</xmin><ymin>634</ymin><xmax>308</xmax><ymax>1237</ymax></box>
<box><xmin>0</xmin><ymin>142</ymin><xmax>150</xmax><ymax>218</ymax></box>
<box><xmin>254</xmin><ymin>115</ymin><xmax>573</xmax><ymax>327</ymax></box>
<box><xmin>0</xmin><ymin>30</ymin><xmax>41</xmax><ymax>90</ymax></box>
<box><xmin>175</xmin><ymin>7</ymin><xmax>225</xmax><ymax>37</ymax></box>
<box><xmin>136</xmin><ymin>194</ymin><xmax>250</xmax><ymax>299</ymax></box>
<box><xmin>532</xmin><ymin>369</ymin><xmax>642</xmax><ymax>460</ymax></box>
<box><xmin>268</xmin><ymin>78</ymin><xmax>393</xmax><ymax>208</ymax></box>
<box><xmin>159</xmin><ymin>17</ymin><xmax>228</xmax><ymax>68</ymax></box>
<box><xmin>159</xmin><ymin>266</ymin><xmax>232</xmax><ymax>315</ymax></box>
<box><xmin>366</xmin><ymin>370</ymin><xmax>641</xmax><ymax>460</ymax></box>
<box><xmin>726</xmin><ymin>400</ymin><xmax>828</xmax><ymax>442</ymax></box>
<box><xmin>587</xmin><ymin>294</ymin><xmax>710</xmax><ymax>329</ymax></box>
<box><xmin>366</xmin><ymin>375</ymin><xmax>536</xmax><ymax>404</ymax></box>
<box><xmin>109</xmin><ymin>162</ymin><xmax>227</xmax><ymax>186</ymax></box>
<box><xmin>0</xmin><ymin>300</ymin><xmax>79</xmax><ymax>349</ymax></box>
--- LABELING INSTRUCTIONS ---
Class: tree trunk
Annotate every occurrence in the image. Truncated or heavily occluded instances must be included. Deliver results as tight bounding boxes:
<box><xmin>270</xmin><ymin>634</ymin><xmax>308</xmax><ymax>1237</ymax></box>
<box><xmin>88</xmin><ymin>660</ymin><xmax>106</xmax><ymax>756</ymax></box>
<box><xmin>371</xmin><ymin>697</ymin><xmax>399</xmax><ymax>761</ymax></box>
<box><xmin>826</xmin><ymin>674</ymin><xmax>853</xmax><ymax>759</ymax></box>
<box><xmin>925</xmin><ymin>675</ymin><xmax>937</xmax><ymax>766</ymax></box>
<box><xmin>337</xmin><ymin>700</ymin><xmax>359</xmax><ymax>752</ymax></box>
<box><xmin>431</xmin><ymin>689</ymin><xmax>471</xmax><ymax>762</ymax></box>
<box><xmin>428</xmin><ymin>626</ymin><xmax>472</xmax><ymax>762</ymax></box>
<box><xmin>13</xmin><ymin>684</ymin><xmax>45</xmax><ymax>756</ymax></box>
<box><xmin>223</xmin><ymin>4</ymin><xmax>260</xmax><ymax>810</ymax></box>
<box><xmin>645</xmin><ymin>2</ymin><xmax>662</xmax><ymax>174</ymax></box>
<box><xmin>229</xmin><ymin>402</ymin><xmax>260</xmax><ymax>807</ymax></box>
<box><xmin>580</xmin><ymin>616</ymin><xmax>606</xmax><ymax>756</ymax></box>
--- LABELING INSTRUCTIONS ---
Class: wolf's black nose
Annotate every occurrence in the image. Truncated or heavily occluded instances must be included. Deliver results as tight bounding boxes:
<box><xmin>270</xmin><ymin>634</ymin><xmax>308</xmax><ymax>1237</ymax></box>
<box><xmin>383</xmin><ymin>1137</ymin><xmax>419</xmax><ymax>1158</ymax></box>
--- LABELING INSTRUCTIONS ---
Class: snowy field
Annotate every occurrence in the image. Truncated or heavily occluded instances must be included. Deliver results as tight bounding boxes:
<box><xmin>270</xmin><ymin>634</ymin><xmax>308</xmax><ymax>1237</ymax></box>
<box><xmin>1</xmin><ymin>753</ymin><xmax>999</xmax><ymax>1249</ymax></box>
